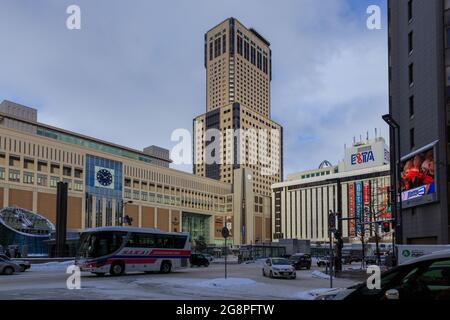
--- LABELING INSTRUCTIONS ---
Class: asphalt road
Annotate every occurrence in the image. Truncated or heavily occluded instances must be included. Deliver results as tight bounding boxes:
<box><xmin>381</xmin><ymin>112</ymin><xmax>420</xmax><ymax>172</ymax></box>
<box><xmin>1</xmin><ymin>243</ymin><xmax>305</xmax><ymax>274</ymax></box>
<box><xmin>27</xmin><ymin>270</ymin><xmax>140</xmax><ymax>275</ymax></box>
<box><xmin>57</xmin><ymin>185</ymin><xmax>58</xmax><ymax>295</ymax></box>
<box><xmin>0</xmin><ymin>262</ymin><xmax>358</xmax><ymax>300</ymax></box>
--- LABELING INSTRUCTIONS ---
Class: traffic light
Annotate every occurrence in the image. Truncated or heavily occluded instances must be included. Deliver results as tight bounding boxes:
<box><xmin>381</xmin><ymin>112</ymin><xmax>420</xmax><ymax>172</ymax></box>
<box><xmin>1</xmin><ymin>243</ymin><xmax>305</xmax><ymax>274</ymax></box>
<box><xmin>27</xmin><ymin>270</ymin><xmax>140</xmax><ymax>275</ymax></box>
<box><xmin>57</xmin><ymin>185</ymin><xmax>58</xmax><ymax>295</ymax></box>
<box><xmin>382</xmin><ymin>221</ymin><xmax>391</xmax><ymax>233</ymax></box>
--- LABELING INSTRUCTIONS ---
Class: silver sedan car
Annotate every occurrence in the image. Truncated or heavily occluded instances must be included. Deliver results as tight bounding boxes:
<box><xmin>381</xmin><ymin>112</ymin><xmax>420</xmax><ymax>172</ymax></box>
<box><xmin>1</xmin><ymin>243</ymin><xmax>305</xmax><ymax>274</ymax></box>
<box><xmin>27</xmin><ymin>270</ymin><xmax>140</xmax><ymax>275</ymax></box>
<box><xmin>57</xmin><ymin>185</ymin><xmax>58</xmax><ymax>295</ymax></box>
<box><xmin>0</xmin><ymin>256</ymin><xmax>21</xmax><ymax>275</ymax></box>
<box><xmin>262</xmin><ymin>257</ymin><xmax>296</xmax><ymax>279</ymax></box>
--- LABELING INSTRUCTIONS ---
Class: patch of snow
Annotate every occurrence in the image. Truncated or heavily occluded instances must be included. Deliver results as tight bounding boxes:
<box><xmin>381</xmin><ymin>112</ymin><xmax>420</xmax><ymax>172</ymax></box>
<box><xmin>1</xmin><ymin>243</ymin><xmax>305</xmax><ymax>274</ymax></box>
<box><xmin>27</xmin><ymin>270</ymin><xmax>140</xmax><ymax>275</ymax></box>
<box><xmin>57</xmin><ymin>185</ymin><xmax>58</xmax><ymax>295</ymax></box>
<box><xmin>311</xmin><ymin>270</ymin><xmax>334</xmax><ymax>280</ymax></box>
<box><xmin>195</xmin><ymin>278</ymin><xmax>258</xmax><ymax>288</ymax></box>
<box><xmin>295</xmin><ymin>288</ymin><xmax>335</xmax><ymax>300</ymax></box>
<box><xmin>30</xmin><ymin>260</ymin><xmax>75</xmax><ymax>271</ymax></box>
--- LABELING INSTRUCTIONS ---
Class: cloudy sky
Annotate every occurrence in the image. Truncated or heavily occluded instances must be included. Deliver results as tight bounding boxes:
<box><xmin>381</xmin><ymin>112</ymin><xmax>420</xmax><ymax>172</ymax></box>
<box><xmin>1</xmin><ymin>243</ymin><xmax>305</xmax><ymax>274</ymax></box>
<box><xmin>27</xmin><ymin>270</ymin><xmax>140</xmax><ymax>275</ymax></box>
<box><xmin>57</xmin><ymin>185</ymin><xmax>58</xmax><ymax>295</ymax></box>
<box><xmin>0</xmin><ymin>0</ymin><xmax>388</xmax><ymax>177</ymax></box>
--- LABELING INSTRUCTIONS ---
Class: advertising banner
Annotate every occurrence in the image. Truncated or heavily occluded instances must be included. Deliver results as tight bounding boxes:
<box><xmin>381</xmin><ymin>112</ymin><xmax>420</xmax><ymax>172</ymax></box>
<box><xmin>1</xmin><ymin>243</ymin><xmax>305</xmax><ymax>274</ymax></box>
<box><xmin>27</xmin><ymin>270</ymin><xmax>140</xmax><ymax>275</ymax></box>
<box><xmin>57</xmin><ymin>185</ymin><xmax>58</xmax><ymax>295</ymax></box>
<box><xmin>363</xmin><ymin>182</ymin><xmax>371</xmax><ymax>237</ymax></box>
<box><xmin>355</xmin><ymin>182</ymin><xmax>363</xmax><ymax>235</ymax></box>
<box><xmin>348</xmin><ymin>183</ymin><xmax>356</xmax><ymax>237</ymax></box>
<box><xmin>400</xmin><ymin>145</ymin><xmax>437</xmax><ymax>207</ymax></box>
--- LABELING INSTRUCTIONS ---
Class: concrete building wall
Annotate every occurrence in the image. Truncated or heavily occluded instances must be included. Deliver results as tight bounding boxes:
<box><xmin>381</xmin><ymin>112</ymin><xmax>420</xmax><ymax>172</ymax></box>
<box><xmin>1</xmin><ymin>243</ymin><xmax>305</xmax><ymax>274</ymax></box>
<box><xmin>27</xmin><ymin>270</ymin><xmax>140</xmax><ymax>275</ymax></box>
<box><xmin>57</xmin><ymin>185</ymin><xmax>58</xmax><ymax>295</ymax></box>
<box><xmin>389</xmin><ymin>0</ymin><xmax>450</xmax><ymax>243</ymax></box>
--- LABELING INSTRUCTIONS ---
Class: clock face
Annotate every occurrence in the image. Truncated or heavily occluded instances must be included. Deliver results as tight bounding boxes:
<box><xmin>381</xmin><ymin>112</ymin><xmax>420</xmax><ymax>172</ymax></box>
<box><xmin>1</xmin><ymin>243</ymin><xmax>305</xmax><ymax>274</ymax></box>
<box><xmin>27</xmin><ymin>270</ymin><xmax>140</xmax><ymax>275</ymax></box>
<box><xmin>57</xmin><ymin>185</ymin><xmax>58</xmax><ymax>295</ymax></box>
<box><xmin>96</xmin><ymin>169</ymin><xmax>113</xmax><ymax>187</ymax></box>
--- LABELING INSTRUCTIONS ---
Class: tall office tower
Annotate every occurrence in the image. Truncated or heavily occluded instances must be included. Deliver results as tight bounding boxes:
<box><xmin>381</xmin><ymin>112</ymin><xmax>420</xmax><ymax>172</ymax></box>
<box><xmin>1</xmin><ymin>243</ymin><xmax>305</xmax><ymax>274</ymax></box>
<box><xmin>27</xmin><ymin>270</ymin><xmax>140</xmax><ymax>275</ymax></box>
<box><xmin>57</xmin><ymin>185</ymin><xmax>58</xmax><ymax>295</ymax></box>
<box><xmin>194</xmin><ymin>18</ymin><xmax>283</xmax><ymax>245</ymax></box>
<box><xmin>388</xmin><ymin>0</ymin><xmax>449</xmax><ymax>244</ymax></box>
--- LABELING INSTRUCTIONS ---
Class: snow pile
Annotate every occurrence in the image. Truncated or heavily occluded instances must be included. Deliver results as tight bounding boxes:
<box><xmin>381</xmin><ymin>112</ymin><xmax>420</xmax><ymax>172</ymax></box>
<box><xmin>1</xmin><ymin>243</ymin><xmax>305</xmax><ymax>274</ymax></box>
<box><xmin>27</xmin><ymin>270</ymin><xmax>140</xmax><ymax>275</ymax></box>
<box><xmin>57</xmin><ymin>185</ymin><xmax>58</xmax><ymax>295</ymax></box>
<box><xmin>295</xmin><ymin>288</ymin><xmax>334</xmax><ymax>300</ymax></box>
<box><xmin>195</xmin><ymin>278</ymin><xmax>257</xmax><ymax>288</ymax></box>
<box><xmin>311</xmin><ymin>270</ymin><xmax>334</xmax><ymax>280</ymax></box>
<box><xmin>31</xmin><ymin>260</ymin><xmax>75</xmax><ymax>271</ymax></box>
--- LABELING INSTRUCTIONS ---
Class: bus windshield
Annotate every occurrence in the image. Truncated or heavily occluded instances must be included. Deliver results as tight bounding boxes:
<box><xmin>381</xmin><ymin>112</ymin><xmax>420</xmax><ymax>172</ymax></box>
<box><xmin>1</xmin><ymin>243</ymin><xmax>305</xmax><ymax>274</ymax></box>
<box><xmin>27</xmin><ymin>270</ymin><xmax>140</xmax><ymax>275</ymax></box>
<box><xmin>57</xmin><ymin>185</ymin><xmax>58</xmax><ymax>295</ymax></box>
<box><xmin>77</xmin><ymin>231</ymin><xmax>127</xmax><ymax>258</ymax></box>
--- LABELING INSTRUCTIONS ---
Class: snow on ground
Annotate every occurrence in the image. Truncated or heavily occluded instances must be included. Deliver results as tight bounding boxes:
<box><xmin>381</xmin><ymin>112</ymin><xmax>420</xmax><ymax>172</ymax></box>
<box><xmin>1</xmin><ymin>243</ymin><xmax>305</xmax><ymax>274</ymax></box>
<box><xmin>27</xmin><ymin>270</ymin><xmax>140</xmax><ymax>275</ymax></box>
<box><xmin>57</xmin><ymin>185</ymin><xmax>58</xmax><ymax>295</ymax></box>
<box><xmin>311</xmin><ymin>270</ymin><xmax>333</xmax><ymax>280</ymax></box>
<box><xmin>30</xmin><ymin>260</ymin><xmax>75</xmax><ymax>271</ymax></box>
<box><xmin>294</xmin><ymin>288</ymin><xmax>335</xmax><ymax>300</ymax></box>
<box><xmin>195</xmin><ymin>278</ymin><xmax>257</xmax><ymax>288</ymax></box>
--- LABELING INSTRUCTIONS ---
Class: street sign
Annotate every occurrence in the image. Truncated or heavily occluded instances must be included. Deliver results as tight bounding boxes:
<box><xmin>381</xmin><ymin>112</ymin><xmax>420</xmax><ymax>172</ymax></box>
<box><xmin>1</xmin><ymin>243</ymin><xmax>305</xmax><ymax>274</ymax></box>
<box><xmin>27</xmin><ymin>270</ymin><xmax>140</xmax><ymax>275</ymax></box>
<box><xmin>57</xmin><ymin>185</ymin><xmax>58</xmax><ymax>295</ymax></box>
<box><xmin>221</xmin><ymin>227</ymin><xmax>230</xmax><ymax>239</ymax></box>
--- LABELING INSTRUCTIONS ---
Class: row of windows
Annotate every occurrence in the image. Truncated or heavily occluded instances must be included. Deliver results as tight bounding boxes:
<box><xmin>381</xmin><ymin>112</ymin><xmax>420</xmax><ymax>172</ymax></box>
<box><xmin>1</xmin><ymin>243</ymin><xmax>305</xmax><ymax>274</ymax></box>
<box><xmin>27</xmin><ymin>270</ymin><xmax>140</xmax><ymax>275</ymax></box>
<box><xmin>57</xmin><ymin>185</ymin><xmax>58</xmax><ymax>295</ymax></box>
<box><xmin>0</xmin><ymin>153</ymin><xmax>83</xmax><ymax>178</ymax></box>
<box><xmin>236</xmin><ymin>35</ymin><xmax>268</xmax><ymax>75</ymax></box>
<box><xmin>0</xmin><ymin>134</ymin><xmax>84</xmax><ymax>166</ymax></box>
<box><xmin>0</xmin><ymin>166</ymin><xmax>83</xmax><ymax>191</ymax></box>
<box><xmin>127</xmin><ymin>233</ymin><xmax>187</xmax><ymax>249</ymax></box>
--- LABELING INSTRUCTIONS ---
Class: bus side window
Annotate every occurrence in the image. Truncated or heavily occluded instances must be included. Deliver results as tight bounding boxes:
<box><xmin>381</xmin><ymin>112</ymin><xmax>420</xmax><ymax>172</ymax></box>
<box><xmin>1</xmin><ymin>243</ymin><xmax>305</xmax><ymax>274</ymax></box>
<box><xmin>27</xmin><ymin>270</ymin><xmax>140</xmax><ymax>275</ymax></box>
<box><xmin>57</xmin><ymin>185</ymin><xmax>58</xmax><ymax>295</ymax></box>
<box><xmin>173</xmin><ymin>236</ymin><xmax>186</xmax><ymax>249</ymax></box>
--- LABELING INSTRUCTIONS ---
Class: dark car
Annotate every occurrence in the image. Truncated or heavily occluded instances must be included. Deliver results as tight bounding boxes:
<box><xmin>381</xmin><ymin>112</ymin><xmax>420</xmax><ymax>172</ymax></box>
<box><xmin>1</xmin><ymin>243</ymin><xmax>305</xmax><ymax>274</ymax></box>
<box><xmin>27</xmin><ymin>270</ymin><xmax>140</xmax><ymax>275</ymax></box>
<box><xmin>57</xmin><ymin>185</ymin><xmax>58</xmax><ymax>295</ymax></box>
<box><xmin>190</xmin><ymin>253</ymin><xmax>210</xmax><ymax>267</ymax></box>
<box><xmin>0</xmin><ymin>254</ymin><xmax>30</xmax><ymax>272</ymax></box>
<box><xmin>289</xmin><ymin>253</ymin><xmax>312</xmax><ymax>270</ymax></box>
<box><xmin>315</xmin><ymin>249</ymin><xmax>450</xmax><ymax>300</ymax></box>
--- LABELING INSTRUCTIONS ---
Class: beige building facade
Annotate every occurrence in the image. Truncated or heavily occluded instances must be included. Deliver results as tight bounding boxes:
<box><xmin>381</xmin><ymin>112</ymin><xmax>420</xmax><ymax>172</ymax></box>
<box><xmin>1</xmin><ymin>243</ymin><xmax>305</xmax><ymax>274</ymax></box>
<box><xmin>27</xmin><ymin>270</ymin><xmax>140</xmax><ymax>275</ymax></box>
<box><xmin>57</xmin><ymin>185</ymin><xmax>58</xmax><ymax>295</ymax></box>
<box><xmin>194</xmin><ymin>18</ymin><xmax>283</xmax><ymax>244</ymax></box>
<box><xmin>0</xmin><ymin>100</ymin><xmax>237</xmax><ymax>246</ymax></box>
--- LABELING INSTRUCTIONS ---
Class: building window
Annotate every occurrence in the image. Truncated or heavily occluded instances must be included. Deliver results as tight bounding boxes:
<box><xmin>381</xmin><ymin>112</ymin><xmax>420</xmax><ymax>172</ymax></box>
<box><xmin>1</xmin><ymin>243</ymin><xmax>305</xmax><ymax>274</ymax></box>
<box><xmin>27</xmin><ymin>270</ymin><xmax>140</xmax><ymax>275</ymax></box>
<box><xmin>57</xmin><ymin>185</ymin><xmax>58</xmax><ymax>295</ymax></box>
<box><xmin>37</xmin><ymin>161</ymin><xmax>48</xmax><ymax>172</ymax></box>
<box><xmin>222</xmin><ymin>34</ymin><xmax>226</xmax><ymax>54</ymax></box>
<box><xmin>9</xmin><ymin>155</ymin><xmax>20</xmax><ymax>167</ymax></box>
<box><xmin>37</xmin><ymin>174</ymin><xmax>47</xmax><ymax>187</ymax></box>
<box><xmin>24</xmin><ymin>159</ymin><xmax>34</xmax><ymax>170</ymax></box>
<box><xmin>0</xmin><ymin>167</ymin><xmax>5</xmax><ymax>180</ymax></box>
<box><xmin>50</xmin><ymin>176</ymin><xmax>59</xmax><ymax>188</ymax></box>
<box><xmin>409</xmin><ymin>63</ymin><xmax>414</xmax><ymax>86</ymax></box>
<box><xmin>74</xmin><ymin>168</ymin><xmax>83</xmax><ymax>178</ymax></box>
<box><xmin>209</xmin><ymin>42</ymin><xmax>213</xmax><ymax>61</ymax></box>
<box><xmin>50</xmin><ymin>164</ymin><xmax>60</xmax><ymax>175</ymax></box>
<box><xmin>244</xmin><ymin>41</ymin><xmax>249</xmax><ymax>60</ymax></box>
<box><xmin>251</xmin><ymin>46</ymin><xmax>256</xmax><ymax>65</ymax></box>
<box><xmin>408</xmin><ymin>31</ymin><xmax>413</xmax><ymax>53</ymax></box>
<box><xmin>63</xmin><ymin>166</ymin><xmax>72</xmax><ymax>177</ymax></box>
<box><xmin>409</xmin><ymin>95</ymin><xmax>415</xmax><ymax>118</ymax></box>
<box><xmin>237</xmin><ymin>35</ymin><xmax>243</xmax><ymax>55</ymax></box>
<box><xmin>410</xmin><ymin>127</ymin><xmax>415</xmax><ymax>149</ymax></box>
<box><xmin>74</xmin><ymin>180</ymin><xmax>83</xmax><ymax>191</ymax></box>
<box><xmin>8</xmin><ymin>169</ymin><xmax>20</xmax><ymax>182</ymax></box>
<box><xmin>124</xmin><ymin>189</ymin><xmax>131</xmax><ymax>199</ymax></box>
<box><xmin>408</xmin><ymin>0</ymin><xmax>413</xmax><ymax>22</ymax></box>
<box><xmin>23</xmin><ymin>172</ymin><xmax>34</xmax><ymax>184</ymax></box>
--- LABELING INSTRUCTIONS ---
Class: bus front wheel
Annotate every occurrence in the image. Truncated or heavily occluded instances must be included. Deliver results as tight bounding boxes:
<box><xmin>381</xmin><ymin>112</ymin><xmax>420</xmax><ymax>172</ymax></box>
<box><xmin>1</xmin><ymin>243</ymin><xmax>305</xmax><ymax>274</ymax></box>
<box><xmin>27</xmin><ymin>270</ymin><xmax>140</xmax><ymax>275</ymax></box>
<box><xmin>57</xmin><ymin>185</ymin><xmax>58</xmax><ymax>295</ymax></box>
<box><xmin>160</xmin><ymin>261</ymin><xmax>172</xmax><ymax>274</ymax></box>
<box><xmin>110</xmin><ymin>262</ymin><xmax>125</xmax><ymax>276</ymax></box>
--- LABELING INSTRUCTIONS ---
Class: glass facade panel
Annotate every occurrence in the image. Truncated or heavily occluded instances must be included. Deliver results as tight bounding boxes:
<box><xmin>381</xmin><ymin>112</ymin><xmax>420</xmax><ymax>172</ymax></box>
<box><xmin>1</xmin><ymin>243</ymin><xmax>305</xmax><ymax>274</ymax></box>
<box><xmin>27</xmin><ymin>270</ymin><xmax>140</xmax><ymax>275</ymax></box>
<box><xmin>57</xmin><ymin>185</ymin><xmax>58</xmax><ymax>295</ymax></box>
<box><xmin>37</xmin><ymin>127</ymin><xmax>161</xmax><ymax>166</ymax></box>
<box><xmin>85</xmin><ymin>155</ymin><xmax>123</xmax><ymax>228</ymax></box>
<box><xmin>182</xmin><ymin>212</ymin><xmax>211</xmax><ymax>243</ymax></box>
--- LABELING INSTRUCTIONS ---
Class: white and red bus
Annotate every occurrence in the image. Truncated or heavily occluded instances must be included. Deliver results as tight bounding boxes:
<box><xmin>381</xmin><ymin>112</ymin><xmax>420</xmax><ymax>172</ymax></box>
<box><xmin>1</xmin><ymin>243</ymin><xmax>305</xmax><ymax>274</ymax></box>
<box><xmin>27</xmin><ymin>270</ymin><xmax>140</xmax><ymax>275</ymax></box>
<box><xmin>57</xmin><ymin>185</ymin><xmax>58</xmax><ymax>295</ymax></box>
<box><xmin>75</xmin><ymin>227</ymin><xmax>191</xmax><ymax>276</ymax></box>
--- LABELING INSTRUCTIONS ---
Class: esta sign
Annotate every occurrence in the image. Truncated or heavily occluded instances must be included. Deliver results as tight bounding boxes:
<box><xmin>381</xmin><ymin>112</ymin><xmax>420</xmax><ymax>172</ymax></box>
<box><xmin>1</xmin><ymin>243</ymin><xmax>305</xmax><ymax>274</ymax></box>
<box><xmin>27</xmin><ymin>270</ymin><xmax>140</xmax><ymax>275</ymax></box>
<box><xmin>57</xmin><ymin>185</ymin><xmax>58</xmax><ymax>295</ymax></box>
<box><xmin>351</xmin><ymin>151</ymin><xmax>375</xmax><ymax>166</ymax></box>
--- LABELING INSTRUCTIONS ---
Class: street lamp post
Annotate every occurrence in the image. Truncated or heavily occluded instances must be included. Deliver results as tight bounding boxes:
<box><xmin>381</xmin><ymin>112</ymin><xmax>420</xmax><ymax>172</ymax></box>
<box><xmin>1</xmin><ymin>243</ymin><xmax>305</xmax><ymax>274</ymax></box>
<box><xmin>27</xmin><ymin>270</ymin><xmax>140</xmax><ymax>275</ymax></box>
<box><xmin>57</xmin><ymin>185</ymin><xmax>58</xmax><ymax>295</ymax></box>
<box><xmin>382</xmin><ymin>114</ymin><xmax>403</xmax><ymax>265</ymax></box>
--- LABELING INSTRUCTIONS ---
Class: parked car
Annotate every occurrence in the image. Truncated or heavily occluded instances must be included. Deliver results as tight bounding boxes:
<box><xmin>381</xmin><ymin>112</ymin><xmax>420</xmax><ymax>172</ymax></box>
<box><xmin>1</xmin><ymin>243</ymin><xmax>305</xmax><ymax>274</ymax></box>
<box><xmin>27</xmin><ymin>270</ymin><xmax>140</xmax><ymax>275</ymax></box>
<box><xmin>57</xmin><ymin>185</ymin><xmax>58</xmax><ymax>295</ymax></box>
<box><xmin>262</xmin><ymin>258</ymin><xmax>296</xmax><ymax>279</ymax></box>
<box><xmin>315</xmin><ymin>249</ymin><xmax>450</xmax><ymax>300</ymax></box>
<box><xmin>203</xmin><ymin>254</ymin><xmax>214</xmax><ymax>262</ymax></box>
<box><xmin>342</xmin><ymin>255</ymin><xmax>361</xmax><ymax>264</ymax></box>
<box><xmin>0</xmin><ymin>256</ymin><xmax>21</xmax><ymax>275</ymax></box>
<box><xmin>316</xmin><ymin>256</ymin><xmax>329</xmax><ymax>267</ymax></box>
<box><xmin>190</xmin><ymin>254</ymin><xmax>210</xmax><ymax>267</ymax></box>
<box><xmin>0</xmin><ymin>254</ymin><xmax>30</xmax><ymax>272</ymax></box>
<box><xmin>289</xmin><ymin>253</ymin><xmax>312</xmax><ymax>270</ymax></box>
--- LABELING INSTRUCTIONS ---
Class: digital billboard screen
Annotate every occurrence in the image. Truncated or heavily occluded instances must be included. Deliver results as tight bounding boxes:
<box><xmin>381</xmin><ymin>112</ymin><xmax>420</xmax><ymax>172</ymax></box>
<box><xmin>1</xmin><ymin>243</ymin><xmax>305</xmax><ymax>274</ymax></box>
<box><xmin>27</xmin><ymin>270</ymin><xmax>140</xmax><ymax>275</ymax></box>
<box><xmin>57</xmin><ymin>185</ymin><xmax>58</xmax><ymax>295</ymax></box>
<box><xmin>400</xmin><ymin>142</ymin><xmax>438</xmax><ymax>208</ymax></box>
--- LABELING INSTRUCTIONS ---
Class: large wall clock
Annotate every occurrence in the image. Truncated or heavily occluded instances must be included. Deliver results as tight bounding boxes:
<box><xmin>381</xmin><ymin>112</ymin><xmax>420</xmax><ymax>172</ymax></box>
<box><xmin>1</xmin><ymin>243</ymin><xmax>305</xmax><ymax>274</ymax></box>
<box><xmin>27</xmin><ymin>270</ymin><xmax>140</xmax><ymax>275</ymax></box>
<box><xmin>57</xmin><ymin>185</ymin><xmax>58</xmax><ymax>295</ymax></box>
<box><xmin>94</xmin><ymin>166</ymin><xmax>115</xmax><ymax>189</ymax></box>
